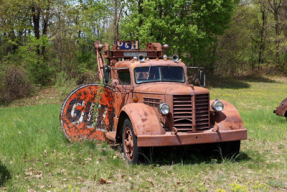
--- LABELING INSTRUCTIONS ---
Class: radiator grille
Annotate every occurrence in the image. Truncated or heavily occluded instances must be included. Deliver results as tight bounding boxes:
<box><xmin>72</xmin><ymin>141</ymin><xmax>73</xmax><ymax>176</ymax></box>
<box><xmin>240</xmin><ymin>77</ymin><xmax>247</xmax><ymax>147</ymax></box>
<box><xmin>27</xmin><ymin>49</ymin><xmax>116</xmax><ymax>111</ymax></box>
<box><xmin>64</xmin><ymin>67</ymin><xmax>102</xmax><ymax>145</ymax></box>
<box><xmin>195</xmin><ymin>94</ymin><xmax>209</xmax><ymax>130</ymax></box>
<box><xmin>143</xmin><ymin>98</ymin><xmax>160</xmax><ymax>107</ymax></box>
<box><xmin>173</xmin><ymin>95</ymin><xmax>193</xmax><ymax>131</ymax></box>
<box><xmin>173</xmin><ymin>94</ymin><xmax>210</xmax><ymax>132</ymax></box>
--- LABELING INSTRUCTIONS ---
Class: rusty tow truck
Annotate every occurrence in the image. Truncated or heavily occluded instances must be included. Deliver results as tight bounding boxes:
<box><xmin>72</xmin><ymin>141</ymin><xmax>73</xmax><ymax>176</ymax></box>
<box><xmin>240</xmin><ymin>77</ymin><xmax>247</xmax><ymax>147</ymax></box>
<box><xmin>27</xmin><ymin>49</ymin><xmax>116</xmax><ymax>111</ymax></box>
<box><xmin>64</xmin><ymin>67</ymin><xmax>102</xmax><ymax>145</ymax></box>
<box><xmin>60</xmin><ymin>41</ymin><xmax>247</xmax><ymax>164</ymax></box>
<box><xmin>274</xmin><ymin>97</ymin><xmax>287</xmax><ymax>120</ymax></box>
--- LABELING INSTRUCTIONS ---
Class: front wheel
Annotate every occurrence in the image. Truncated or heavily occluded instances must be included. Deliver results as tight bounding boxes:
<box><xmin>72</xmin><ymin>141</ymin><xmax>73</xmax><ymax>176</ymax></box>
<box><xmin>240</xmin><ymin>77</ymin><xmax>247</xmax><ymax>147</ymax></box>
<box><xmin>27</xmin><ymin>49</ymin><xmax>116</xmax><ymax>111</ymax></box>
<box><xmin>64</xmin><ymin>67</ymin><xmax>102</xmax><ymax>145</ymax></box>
<box><xmin>218</xmin><ymin>140</ymin><xmax>241</xmax><ymax>159</ymax></box>
<box><xmin>122</xmin><ymin>119</ymin><xmax>141</xmax><ymax>164</ymax></box>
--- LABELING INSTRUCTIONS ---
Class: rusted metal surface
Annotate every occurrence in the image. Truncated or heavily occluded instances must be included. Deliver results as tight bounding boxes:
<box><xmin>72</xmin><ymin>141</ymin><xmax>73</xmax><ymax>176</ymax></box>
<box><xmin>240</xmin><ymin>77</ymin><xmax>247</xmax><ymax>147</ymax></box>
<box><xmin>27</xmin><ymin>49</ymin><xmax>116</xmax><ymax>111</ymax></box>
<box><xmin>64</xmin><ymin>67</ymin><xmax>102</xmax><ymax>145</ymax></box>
<box><xmin>123</xmin><ymin>126</ymin><xmax>134</xmax><ymax>161</ymax></box>
<box><xmin>274</xmin><ymin>97</ymin><xmax>287</xmax><ymax>118</ymax></box>
<box><xmin>119</xmin><ymin>103</ymin><xmax>165</xmax><ymax>136</ymax></box>
<box><xmin>210</xmin><ymin>100</ymin><xmax>244</xmax><ymax>130</ymax></box>
<box><xmin>60</xmin><ymin>84</ymin><xmax>115</xmax><ymax>142</ymax></box>
<box><xmin>133</xmin><ymin>83</ymin><xmax>209</xmax><ymax>95</ymax></box>
<box><xmin>117</xmin><ymin>97</ymin><xmax>246</xmax><ymax>147</ymax></box>
<box><xmin>60</xmin><ymin>41</ymin><xmax>247</xmax><ymax>154</ymax></box>
<box><xmin>94</xmin><ymin>41</ymin><xmax>105</xmax><ymax>80</ymax></box>
<box><xmin>137</xmin><ymin>129</ymin><xmax>247</xmax><ymax>147</ymax></box>
<box><xmin>105</xmin><ymin>42</ymin><xmax>163</xmax><ymax>63</ymax></box>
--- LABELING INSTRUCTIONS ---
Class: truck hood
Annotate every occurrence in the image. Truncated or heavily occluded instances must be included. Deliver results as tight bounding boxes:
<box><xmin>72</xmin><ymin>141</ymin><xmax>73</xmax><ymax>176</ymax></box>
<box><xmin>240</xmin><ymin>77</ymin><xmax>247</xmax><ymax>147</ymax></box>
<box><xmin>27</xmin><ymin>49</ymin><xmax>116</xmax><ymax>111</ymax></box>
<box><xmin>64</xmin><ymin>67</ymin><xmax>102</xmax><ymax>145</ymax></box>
<box><xmin>134</xmin><ymin>83</ymin><xmax>209</xmax><ymax>95</ymax></box>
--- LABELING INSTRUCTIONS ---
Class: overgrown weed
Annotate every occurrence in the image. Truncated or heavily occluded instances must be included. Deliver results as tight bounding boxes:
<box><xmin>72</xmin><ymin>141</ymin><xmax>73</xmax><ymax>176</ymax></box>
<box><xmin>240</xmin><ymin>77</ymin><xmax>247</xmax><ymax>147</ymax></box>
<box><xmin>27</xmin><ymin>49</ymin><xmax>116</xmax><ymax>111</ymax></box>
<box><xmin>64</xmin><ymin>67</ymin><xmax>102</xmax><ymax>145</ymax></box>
<box><xmin>55</xmin><ymin>71</ymin><xmax>78</xmax><ymax>101</ymax></box>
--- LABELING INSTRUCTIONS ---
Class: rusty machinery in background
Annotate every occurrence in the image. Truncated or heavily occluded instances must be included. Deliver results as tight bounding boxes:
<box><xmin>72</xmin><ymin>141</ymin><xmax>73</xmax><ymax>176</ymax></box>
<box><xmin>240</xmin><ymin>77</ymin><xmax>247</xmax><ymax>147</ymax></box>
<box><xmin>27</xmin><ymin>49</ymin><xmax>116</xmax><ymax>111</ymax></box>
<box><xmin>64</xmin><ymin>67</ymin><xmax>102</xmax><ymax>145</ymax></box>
<box><xmin>274</xmin><ymin>97</ymin><xmax>287</xmax><ymax>120</ymax></box>
<box><xmin>60</xmin><ymin>40</ymin><xmax>247</xmax><ymax>164</ymax></box>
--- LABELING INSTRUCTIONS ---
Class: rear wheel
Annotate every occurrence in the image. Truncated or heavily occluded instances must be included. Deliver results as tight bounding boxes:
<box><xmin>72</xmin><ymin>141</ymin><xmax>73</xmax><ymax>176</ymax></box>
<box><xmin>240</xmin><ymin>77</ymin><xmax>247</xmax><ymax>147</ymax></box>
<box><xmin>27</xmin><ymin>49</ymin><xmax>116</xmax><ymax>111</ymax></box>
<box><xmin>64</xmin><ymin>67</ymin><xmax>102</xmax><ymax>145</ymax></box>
<box><xmin>122</xmin><ymin>119</ymin><xmax>140</xmax><ymax>164</ymax></box>
<box><xmin>219</xmin><ymin>140</ymin><xmax>241</xmax><ymax>158</ymax></box>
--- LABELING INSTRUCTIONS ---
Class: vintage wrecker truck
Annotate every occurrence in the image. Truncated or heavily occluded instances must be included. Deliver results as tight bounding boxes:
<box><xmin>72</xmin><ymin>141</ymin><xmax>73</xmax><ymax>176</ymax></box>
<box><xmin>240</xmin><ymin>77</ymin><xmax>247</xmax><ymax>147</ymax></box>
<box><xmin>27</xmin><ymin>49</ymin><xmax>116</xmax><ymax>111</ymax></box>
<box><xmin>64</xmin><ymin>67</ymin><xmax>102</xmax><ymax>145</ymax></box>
<box><xmin>60</xmin><ymin>41</ymin><xmax>247</xmax><ymax>164</ymax></box>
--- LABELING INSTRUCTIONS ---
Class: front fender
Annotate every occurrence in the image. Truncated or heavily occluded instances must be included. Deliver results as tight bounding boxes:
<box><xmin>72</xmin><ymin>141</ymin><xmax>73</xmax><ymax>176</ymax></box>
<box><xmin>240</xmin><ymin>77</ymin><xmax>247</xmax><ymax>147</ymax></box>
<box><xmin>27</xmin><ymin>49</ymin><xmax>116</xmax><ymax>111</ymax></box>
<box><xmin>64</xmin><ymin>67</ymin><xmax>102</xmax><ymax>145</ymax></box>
<box><xmin>210</xmin><ymin>100</ymin><xmax>245</xmax><ymax>131</ymax></box>
<box><xmin>274</xmin><ymin>97</ymin><xmax>287</xmax><ymax>117</ymax></box>
<box><xmin>119</xmin><ymin>103</ymin><xmax>165</xmax><ymax>136</ymax></box>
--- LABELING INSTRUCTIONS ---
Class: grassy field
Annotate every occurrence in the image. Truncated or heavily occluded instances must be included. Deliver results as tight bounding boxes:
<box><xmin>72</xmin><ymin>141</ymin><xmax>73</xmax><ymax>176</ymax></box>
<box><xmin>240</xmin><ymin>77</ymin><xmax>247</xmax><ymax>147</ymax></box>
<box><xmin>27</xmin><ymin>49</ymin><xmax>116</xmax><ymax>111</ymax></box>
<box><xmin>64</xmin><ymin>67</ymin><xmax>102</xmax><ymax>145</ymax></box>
<box><xmin>1</xmin><ymin>76</ymin><xmax>287</xmax><ymax>191</ymax></box>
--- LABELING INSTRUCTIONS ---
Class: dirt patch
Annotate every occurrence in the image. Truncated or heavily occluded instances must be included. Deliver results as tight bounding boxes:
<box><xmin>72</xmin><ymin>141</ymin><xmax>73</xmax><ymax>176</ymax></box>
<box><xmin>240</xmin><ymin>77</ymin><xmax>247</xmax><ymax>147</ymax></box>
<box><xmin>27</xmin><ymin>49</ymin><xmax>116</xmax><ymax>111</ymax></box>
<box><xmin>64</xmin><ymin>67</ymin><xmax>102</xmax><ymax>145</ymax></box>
<box><xmin>6</xmin><ymin>87</ymin><xmax>62</xmax><ymax>107</ymax></box>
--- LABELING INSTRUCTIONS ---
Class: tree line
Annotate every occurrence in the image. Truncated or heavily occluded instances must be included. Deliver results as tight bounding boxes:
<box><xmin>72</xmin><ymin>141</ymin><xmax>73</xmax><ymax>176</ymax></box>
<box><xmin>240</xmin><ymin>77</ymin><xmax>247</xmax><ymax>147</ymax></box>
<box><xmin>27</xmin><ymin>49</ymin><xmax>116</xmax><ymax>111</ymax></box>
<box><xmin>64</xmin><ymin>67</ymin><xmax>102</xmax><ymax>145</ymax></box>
<box><xmin>0</xmin><ymin>0</ymin><xmax>286</xmax><ymax>102</ymax></box>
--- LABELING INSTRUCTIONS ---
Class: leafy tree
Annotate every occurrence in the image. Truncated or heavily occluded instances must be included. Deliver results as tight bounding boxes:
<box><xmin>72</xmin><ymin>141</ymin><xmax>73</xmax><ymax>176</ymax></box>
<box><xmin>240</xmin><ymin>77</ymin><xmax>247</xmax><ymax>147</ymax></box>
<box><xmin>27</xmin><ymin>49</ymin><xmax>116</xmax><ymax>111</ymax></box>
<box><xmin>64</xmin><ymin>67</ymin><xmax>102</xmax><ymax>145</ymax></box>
<box><xmin>121</xmin><ymin>0</ymin><xmax>239</xmax><ymax>73</ymax></box>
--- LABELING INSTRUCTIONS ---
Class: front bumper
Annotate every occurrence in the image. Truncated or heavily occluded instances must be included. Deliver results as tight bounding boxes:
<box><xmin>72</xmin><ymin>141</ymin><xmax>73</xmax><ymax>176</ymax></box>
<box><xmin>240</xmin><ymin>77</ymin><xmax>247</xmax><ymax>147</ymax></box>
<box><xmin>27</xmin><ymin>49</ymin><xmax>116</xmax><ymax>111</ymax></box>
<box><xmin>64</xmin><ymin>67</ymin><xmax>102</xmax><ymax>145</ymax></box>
<box><xmin>137</xmin><ymin>129</ymin><xmax>247</xmax><ymax>147</ymax></box>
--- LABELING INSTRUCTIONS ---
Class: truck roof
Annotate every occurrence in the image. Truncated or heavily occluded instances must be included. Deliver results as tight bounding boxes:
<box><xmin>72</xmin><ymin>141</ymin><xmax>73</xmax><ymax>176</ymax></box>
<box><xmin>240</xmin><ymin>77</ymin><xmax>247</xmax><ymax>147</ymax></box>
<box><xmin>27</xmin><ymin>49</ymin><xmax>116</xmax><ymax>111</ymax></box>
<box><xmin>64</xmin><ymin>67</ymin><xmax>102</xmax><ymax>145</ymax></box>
<box><xmin>114</xmin><ymin>59</ymin><xmax>186</xmax><ymax>69</ymax></box>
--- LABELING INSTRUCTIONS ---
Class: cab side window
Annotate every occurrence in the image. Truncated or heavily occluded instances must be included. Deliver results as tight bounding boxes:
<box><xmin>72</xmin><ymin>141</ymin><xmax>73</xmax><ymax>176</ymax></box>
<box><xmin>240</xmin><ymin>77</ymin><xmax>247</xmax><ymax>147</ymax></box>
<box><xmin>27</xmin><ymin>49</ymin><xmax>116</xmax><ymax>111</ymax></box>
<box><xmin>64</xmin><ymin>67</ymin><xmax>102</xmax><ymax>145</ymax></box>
<box><xmin>118</xmin><ymin>70</ymin><xmax>131</xmax><ymax>85</ymax></box>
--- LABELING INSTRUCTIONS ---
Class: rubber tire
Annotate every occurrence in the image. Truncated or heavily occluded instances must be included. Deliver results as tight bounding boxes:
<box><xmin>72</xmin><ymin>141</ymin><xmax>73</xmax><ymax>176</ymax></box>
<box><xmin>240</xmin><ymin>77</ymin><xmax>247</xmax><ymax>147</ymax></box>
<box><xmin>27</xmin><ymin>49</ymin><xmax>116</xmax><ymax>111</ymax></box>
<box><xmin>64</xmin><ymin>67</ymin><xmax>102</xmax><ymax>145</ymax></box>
<box><xmin>122</xmin><ymin>119</ymin><xmax>141</xmax><ymax>164</ymax></box>
<box><xmin>219</xmin><ymin>140</ymin><xmax>241</xmax><ymax>159</ymax></box>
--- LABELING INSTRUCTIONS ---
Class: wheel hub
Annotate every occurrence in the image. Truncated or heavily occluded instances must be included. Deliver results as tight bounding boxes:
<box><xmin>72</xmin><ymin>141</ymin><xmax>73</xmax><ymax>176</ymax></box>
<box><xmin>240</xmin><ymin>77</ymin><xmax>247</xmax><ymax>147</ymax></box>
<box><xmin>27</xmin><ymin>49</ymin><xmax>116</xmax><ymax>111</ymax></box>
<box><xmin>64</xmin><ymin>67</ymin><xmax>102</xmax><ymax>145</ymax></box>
<box><xmin>124</xmin><ymin>126</ymin><xmax>134</xmax><ymax>160</ymax></box>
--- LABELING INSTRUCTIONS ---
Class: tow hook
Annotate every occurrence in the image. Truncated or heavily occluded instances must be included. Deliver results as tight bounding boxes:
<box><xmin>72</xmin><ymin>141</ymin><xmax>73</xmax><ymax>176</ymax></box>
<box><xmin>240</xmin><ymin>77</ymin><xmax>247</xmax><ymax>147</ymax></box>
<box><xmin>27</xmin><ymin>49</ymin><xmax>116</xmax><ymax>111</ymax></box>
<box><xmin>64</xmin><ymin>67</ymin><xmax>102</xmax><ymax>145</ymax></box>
<box><xmin>212</xmin><ymin>125</ymin><xmax>219</xmax><ymax>132</ymax></box>
<box><xmin>172</xmin><ymin>127</ymin><xmax>178</xmax><ymax>135</ymax></box>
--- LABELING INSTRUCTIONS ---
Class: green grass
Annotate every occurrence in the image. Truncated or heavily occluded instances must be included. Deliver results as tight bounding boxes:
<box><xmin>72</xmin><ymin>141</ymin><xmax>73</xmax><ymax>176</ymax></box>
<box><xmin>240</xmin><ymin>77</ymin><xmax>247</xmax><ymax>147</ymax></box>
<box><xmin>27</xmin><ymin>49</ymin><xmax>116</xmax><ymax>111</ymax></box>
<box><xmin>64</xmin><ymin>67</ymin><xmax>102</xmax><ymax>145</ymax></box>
<box><xmin>209</xmin><ymin>77</ymin><xmax>287</xmax><ymax>141</ymax></box>
<box><xmin>1</xmin><ymin>76</ymin><xmax>287</xmax><ymax>191</ymax></box>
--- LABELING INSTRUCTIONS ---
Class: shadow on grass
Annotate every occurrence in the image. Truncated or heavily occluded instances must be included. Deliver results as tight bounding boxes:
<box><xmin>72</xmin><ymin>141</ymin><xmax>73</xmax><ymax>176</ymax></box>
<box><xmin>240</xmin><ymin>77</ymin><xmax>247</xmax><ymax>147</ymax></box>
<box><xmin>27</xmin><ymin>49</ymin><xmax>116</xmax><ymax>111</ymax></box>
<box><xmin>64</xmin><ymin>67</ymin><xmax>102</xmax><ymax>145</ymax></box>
<box><xmin>0</xmin><ymin>101</ymin><xmax>11</xmax><ymax>108</ymax></box>
<box><xmin>0</xmin><ymin>161</ymin><xmax>11</xmax><ymax>186</ymax></box>
<box><xmin>205</xmin><ymin>75</ymin><xmax>276</xmax><ymax>89</ymax></box>
<box><xmin>139</xmin><ymin>144</ymin><xmax>251</xmax><ymax>166</ymax></box>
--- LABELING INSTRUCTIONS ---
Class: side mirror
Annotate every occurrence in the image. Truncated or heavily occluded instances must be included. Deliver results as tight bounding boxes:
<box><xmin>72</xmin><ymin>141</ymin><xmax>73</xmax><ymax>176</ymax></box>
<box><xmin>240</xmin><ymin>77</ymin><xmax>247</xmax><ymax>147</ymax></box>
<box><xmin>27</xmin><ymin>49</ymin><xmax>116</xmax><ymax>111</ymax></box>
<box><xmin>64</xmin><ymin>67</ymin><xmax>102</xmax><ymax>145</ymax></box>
<box><xmin>187</xmin><ymin>67</ymin><xmax>205</xmax><ymax>87</ymax></box>
<box><xmin>198</xmin><ymin>68</ymin><xmax>205</xmax><ymax>87</ymax></box>
<box><xmin>103</xmin><ymin>65</ymin><xmax>111</xmax><ymax>84</ymax></box>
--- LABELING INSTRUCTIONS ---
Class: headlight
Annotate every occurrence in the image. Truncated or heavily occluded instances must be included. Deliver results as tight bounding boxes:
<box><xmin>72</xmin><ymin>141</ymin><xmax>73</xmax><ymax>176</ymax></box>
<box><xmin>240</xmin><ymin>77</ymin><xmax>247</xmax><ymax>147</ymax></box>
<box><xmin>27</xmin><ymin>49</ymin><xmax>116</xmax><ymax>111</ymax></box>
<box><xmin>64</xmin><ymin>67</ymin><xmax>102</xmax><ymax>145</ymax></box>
<box><xmin>159</xmin><ymin>102</ymin><xmax>170</xmax><ymax>115</ymax></box>
<box><xmin>211</xmin><ymin>100</ymin><xmax>224</xmax><ymax>112</ymax></box>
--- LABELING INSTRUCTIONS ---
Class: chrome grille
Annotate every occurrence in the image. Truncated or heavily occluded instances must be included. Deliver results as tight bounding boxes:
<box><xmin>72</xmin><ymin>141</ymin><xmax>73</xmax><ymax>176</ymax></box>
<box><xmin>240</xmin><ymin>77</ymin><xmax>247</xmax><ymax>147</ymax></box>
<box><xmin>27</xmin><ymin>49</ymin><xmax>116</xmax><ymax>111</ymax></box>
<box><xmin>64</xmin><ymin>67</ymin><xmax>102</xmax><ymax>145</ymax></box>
<box><xmin>173</xmin><ymin>95</ymin><xmax>192</xmax><ymax>131</ymax></box>
<box><xmin>195</xmin><ymin>94</ymin><xmax>209</xmax><ymax>130</ymax></box>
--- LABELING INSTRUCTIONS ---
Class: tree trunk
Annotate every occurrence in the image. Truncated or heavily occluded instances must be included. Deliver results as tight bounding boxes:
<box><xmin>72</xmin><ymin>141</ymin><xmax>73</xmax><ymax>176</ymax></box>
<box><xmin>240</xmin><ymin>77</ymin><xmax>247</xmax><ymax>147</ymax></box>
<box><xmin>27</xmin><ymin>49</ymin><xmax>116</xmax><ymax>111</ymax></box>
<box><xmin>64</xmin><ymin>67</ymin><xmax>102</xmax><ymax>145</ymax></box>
<box><xmin>138</xmin><ymin>0</ymin><xmax>143</xmax><ymax>27</ymax></box>
<box><xmin>267</xmin><ymin>0</ymin><xmax>282</xmax><ymax>66</ymax></box>
<box><xmin>41</xmin><ymin>2</ymin><xmax>50</xmax><ymax>57</ymax></box>
<box><xmin>114</xmin><ymin>0</ymin><xmax>118</xmax><ymax>43</ymax></box>
<box><xmin>258</xmin><ymin>1</ymin><xmax>266</xmax><ymax>68</ymax></box>
<box><xmin>252</xmin><ymin>44</ymin><xmax>254</xmax><ymax>70</ymax></box>
<box><xmin>274</xmin><ymin>12</ymin><xmax>280</xmax><ymax>65</ymax></box>
<box><xmin>31</xmin><ymin>3</ymin><xmax>40</xmax><ymax>56</ymax></box>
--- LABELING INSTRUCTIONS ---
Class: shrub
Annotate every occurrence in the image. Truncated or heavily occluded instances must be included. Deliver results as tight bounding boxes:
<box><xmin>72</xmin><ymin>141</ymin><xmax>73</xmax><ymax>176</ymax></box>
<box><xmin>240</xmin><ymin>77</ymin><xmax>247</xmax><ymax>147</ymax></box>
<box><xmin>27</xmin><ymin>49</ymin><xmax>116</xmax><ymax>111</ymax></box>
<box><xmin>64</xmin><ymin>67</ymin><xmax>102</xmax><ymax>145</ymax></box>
<box><xmin>76</xmin><ymin>71</ymin><xmax>99</xmax><ymax>85</ymax></box>
<box><xmin>55</xmin><ymin>71</ymin><xmax>78</xmax><ymax>101</ymax></box>
<box><xmin>0</xmin><ymin>66</ymin><xmax>34</xmax><ymax>104</ymax></box>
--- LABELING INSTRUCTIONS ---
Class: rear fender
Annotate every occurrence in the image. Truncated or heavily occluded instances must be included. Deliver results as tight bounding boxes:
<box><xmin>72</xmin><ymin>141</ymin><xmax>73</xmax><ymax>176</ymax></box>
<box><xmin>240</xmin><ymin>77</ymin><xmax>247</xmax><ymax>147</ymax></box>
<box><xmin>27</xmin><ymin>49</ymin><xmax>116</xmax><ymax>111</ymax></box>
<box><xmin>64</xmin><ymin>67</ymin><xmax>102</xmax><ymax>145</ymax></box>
<box><xmin>275</xmin><ymin>97</ymin><xmax>287</xmax><ymax>117</ymax></box>
<box><xmin>210</xmin><ymin>100</ymin><xmax>244</xmax><ymax>130</ymax></box>
<box><xmin>117</xmin><ymin>103</ymin><xmax>165</xmax><ymax>140</ymax></box>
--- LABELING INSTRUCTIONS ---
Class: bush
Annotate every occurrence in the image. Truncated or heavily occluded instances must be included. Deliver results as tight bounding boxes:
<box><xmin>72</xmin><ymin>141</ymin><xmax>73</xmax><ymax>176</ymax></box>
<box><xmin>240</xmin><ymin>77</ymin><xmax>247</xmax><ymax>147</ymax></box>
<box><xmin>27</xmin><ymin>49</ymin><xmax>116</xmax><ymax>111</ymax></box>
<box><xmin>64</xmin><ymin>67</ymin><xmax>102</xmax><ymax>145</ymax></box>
<box><xmin>76</xmin><ymin>71</ymin><xmax>99</xmax><ymax>85</ymax></box>
<box><xmin>55</xmin><ymin>71</ymin><xmax>78</xmax><ymax>101</ymax></box>
<box><xmin>17</xmin><ymin>35</ymin><xmax>55</xmax><ymax>86</ymax></box>
<box><xmin>0</xmin><ymin>66</ymin><xmax>34</xmax><ymax>104</ymax></box>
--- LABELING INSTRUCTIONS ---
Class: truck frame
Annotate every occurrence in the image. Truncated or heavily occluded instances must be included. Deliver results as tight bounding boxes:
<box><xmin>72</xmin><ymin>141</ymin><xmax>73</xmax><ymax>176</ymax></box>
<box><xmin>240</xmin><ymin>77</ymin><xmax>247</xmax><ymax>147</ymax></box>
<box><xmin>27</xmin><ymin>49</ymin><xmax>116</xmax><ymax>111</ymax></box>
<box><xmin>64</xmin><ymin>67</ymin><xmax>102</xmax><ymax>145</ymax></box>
<box><xmin>60</xmin><ymin>41</ymin><xmax>247</xmax><ymax>164</ymax></box>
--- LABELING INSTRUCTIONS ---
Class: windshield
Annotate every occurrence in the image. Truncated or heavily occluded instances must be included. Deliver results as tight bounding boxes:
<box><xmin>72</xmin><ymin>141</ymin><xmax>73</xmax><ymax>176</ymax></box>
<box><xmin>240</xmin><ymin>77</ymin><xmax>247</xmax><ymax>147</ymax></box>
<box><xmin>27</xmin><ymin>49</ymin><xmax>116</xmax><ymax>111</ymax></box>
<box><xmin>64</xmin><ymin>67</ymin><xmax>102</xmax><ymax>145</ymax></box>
<box><xmin>134</xmin><ymin>66</ymin><xmax>185</xmax><ymax>84</ymax></box>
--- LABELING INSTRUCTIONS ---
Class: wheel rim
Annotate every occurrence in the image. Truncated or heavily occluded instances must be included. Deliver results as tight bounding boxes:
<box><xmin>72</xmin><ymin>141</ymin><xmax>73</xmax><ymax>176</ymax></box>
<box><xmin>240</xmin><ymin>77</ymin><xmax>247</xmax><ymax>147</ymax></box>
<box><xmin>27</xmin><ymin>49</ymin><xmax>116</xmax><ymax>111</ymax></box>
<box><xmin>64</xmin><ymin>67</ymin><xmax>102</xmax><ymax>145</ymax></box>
<box><xmin>123</xmin><ymin>126</ymin><xmax>134</xmax><ymax>161</ymax></box>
